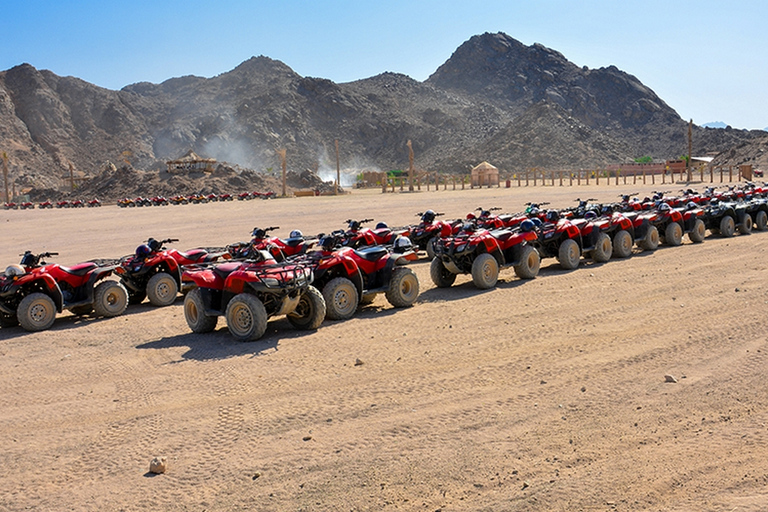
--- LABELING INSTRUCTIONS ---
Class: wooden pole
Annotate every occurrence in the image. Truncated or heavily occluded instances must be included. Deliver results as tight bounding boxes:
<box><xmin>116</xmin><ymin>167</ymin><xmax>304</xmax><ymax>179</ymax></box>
<box><xmin>277</xmin><ymin>148</ymin><xmax>287</xmax><ymax>197</ymax></box>
<box><xmin>687</xmin><ymin>119</ymin><xmax>693</xmax><ymax>183</ymax></box>
<box><xmin>335</xmin><ymin>139</ymin><xmax>340</xmax><ymax>195</ymax></box>
<box><xmin>2</xmin><ymin>152</ymin><xmax>8</xmax><ymax>203</ymax></box>
<box><xmin>406</xmin><ymin>140</ymin><xmax>414</xmax><ymax>192</ymax></box>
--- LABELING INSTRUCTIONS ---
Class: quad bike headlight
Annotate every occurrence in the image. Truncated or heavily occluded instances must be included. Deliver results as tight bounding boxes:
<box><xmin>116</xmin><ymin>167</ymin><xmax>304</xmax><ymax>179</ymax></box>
<box><xmin>455</xmin><ymin>243</ymin><xmax>466</xmax><ymax>253</ymax></box>
<box><xmin>5</xmin><ymin>264</ymin><xmax>25</xmax><ymax>277</ymax></box>
<box><xmin>261</xmin><ymin>277</ymin><xmax>280</xmax><ymax>287</ymax></box>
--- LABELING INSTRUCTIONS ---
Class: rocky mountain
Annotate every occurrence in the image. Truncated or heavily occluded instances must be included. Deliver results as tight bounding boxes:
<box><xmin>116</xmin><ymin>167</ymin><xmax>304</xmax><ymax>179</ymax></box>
<box><xmin>0</xmin><ymin>32</ymin><xmax>764</xmax><ymax>200</ymax></box>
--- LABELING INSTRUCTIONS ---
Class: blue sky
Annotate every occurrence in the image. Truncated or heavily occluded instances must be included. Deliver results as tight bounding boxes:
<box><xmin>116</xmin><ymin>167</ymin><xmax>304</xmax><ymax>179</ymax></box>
<box><xmin>2</xmin><ymin>0</ymin><xmax>766</xmax><ymax>130</ymax></box>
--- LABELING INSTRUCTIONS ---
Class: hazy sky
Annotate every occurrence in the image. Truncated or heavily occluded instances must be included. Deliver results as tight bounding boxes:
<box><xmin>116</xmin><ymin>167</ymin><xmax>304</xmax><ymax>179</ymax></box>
<box><xmin>2</xmin><ymin>0</ymin><xmax>766</xmax><ymax>130</ymax></box>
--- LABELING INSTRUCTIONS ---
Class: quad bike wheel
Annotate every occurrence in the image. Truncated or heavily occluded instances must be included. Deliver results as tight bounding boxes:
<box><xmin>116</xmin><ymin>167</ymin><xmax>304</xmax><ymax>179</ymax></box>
<box><xmin>514</xmin><ymin>245</ymin><xmax>540</xmax><ymax>279</ymax></box>
<box><xmin>184</xmin><ymin>288</ymin><xmax>218</xmax><ymax>333</ymax></box>
<box><xmin>430</xmin><ymin>258</ymin><xmax>457</xmax><ymax>288</ymax></box>
<box><xmin>664</xmin><ymin>222</ymin><xmax>683</xmax><ymax>246</ymax></box>
<box><xmin>719</xmin><ymin>215</ymin><xmax>735</xmax><ymax>237</ymax></box>
<box><xmin>147</xmin><ymin>272</ymin><xmax>178</xmax><ymax>307</ymax></box>
<box><xmin>592</xmin><ymin>233</ymin><xmax>613</xmax><ymax>262</ymax></box>
<box><xmin>386</xmin><ymin>267</ymin><xmax>420</xmax><ymax>307</ymax></box>
<box><xmin>755</xmin><ymin>210</ymin><xmax>768</xmax><ymax>231</ymax></box>
<box><xmin>425</xmin><ymin>236</ymin><xmax>438</xmax><ymax>260</ymax></box>
<box><xmin>0</xmin><ymin>312</ymin><xmax>19</xmax><ymax>328</ymax></box>
<box><xmin>322</xmin><ymin>277</ymin><xmax>359</xmax><ymax>320</ymax></box>
<box><xmin>639</xmin><ymin>225</ymin><xmax>659</xmax><ymax>251</ymax></box>
<box><xmin>471</xmin><ymin>253</ymin><xmax>499</xmax><ymax>289</ymax></box>
<box><xmin>558</xmin><ymin>239</ymin><xmax>581</xmax><ymax>270</ymax></box>
<box><xmin>287</xmin><ymin>286</ymin><xmax>326</xmax><ymax>330</ymax></box>
<box><xmin>612</xmin><ymin>230</ymin><xmax>633</xmax><ymax>258</ymax></box>
<box><xmin>738</xmin><ymin>214</ymin><xmax>752</xmax><ymax>235</ymax></box>
<box><xmin>18</xmin><ymin>293</ymin><xmax>57</xmax><ymax>332</ymax></box>
<box><xmin>688</xmin><ymin>219</ymin><xmax>706</xmax><ymax>243</ymax></box>
<box><xmin>93</xmin><ymin>280</ymin><xmax>129</xmax><ymax>317</ymax></box>
<box><xmin>225</xmin><ymin>293</ymin><xmax>268</xmax><ymax>341</ymax></box>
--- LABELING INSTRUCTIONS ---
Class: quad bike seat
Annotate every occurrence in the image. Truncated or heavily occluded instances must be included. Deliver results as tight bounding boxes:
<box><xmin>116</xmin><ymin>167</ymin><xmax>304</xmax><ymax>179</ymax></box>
<box><xmin>59</xmin><ymin>262</ymin><xmax>98</xmax><ymax>276</ymax></box>
<box><xmin>213</xmin><ymin>262</ymin><xmax>242</xmax><ymax>279</ymax></box>
<box><xmin>178</xmin><ymin>250</ymin><xmax>208</xmax><ymax>263</ymax></box>
<box><xmin>490</xmin><ymin>228</ymin><xmax>514</xmax><ymax>241</ymax></box>
<box><xmin>283</xmin><ymin>238</ymin><xmax>304</xmax><ymax>248</ymax></box>
<box><xmin>570</xmin><ymin>218</ymin><xmax>589</xmax><ymax>230</ymax></box>
<box><xmin>354</xmin><ymin>246</ymin><xmax>388</xmax><ymax>262</ymax></box>
<box><xmin>622</xmin><ymin>212</ymin><xmax>639</xmax><ymax>223</ymax></box>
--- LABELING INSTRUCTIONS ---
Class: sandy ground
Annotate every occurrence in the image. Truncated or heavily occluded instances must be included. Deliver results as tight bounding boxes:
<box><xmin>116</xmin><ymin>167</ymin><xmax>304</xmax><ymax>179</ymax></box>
<box><xmin>1</xmin><ymin>183</ymin><xmax>768</xmax><ymax>512</ymax></box>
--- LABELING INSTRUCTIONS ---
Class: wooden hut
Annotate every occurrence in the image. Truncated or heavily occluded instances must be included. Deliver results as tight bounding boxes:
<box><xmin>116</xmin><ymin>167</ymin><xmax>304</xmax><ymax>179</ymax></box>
<box><xmin>166</xmin><ymin>150</ymin><xmax>217</xmax><ymax>174</ymax></box>
<box><xmin>471</xmin><ymin>161</ymin><xmax>499</xmax><ymax>187</ymax></box>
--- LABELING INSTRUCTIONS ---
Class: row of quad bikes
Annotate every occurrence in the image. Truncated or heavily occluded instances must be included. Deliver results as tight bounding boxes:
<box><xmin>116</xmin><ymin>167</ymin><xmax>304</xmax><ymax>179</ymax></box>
<box><xmin>4</xmin><ymin>199</ymin><xmax>102</xmax><ymax>209</ymax></box>
<box><xmin>117</xmin><ymin>191</ymin><xmax>276</xmax><ymax>207</ymax></box>
<box><xmin>429</xmin><ymin>184</ymin><xmax>768</xmax><ymax>290</ymax></box>
<box><xmin>0</xmin><ymin>223</ymin><xmax>420</xmax><ymax>341</ymax></box>
<box><xmin>2</xmin><ymin>182</ymin><xmax>766</xmax><ymax>338</ymax></box>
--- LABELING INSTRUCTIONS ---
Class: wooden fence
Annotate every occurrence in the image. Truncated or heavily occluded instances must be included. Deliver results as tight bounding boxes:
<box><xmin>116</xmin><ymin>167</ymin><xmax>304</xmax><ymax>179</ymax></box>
<box><xmin>380</xmin><ymin>165</ymin><xmax>754</xmax><ymax>192</ymax></box>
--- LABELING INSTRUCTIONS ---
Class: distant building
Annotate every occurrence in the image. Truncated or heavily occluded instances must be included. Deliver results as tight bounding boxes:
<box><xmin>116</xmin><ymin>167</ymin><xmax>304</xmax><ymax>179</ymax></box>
<box><xmin>471</xmin><ymin>161</ymin><xmax>499</xmax><ymax>187</ymax></box>
<box><xmin>166</xmin><ymin>150</ymin><xmax>216</xmax><ymax>174</ymax></box>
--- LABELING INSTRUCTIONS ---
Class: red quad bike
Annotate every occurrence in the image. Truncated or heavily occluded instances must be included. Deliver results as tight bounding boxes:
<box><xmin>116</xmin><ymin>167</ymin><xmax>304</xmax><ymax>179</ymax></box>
<box><xmin>87</xmin><ymin>199</ymin><xmax>102</xmax><ymax>207</ymax></box>
<box><xmin>38</xmin><ymin>200</ymin><xmax>53</xmax><ymax>209</ymax></box>
<box><xmin>431</xmin><ymin>221</ymin><xmax>540</xmax><ymax>290</ymax></box>
<box><xmin>525</xmin><ymin>215</ymin><xmax>583</xmax><ymax>270</ymax></box>
<box><xmin>116</xmin><ymin>238</ymin><xmax>230</xmax><ymax>306</ymax></box>
<box><xmin>300</xmin><ymin>234</ymin><xmax>420</xmax><ymax>320</ymax></box>
<box><xmin>615</xmin><ymin>197</ymin><xmax>663</xmax><ymax>251</ymax></box>
<box><xmin>0</xmin><ymin>251</ymin><xmax>128</xmax><ymax>331</ymax></box>
<box><xmin>229</xmin><ymin>227</ymin><xmax>318</xmax><ymax>261</ymax></box>
<box><xmin>562</xmin><ymin>209</ymin><xmax>614</xmax><ymax>263</ymax></box>
<box><xmin>675</xmin><ymin>201</ymin><xmax>707</xmax><ymax>243</ymax></box>
<box><xmin>182</xmin><ymin>253</ymin><xmax>325</xmax><ymax>342</ymax></box>
<box><xmin>342</xmin><ymin>219</ymin><xmax>400</xmax><ymax>248</ymax></box>
<box><xmin>19</xmin><ymin>202</ymin><xmax>35</xmax><ymax>210</ymax></box>
<box><xmin>405</xmin><ymin>210</ymin><xmax>456</xmax><ymax>259</ymax></box>
<box><xmin>642</xmin><ymin>202</ymin><xmax>686</xmax><ymax>247</ymax></box>
<box><xmin>566</xmin><ymin>205</ymin><xmax>636</xmax><ymax>260</ymax></box>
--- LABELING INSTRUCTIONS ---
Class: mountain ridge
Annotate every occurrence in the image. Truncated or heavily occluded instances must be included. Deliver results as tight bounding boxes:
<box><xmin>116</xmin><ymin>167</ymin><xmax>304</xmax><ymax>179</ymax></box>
<box><xmin>0</xmin><ymin>32</ymin><xmax>764</xmax><ymax>198</ymax></box>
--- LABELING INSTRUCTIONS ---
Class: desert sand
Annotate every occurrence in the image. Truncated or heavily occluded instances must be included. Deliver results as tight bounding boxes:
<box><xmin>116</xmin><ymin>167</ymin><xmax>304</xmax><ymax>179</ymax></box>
<box><xmin>1</xmin><ymin>184</ymin><xmax>767</xmax><ymax>512</ymax></box>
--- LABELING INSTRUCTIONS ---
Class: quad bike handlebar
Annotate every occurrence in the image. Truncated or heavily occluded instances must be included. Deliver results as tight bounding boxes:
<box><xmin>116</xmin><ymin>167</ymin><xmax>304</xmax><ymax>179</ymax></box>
<box><xmin>146</xmin><ymin>237</ymin><xmax>179</xmax><ymax>252</ymax></box>
<box><xmin>19</xmin><ymin>250</ymin><xmax>59</xmax><ymax>268</ymax></box>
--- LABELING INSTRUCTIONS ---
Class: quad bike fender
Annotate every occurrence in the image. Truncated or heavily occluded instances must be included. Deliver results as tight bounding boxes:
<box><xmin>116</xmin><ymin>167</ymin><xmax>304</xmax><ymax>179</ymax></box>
<box><xmin>614</xmin><ymin>216</ymin><xmax>633</xmax><ymax>231</ymax></box>
<box><xmin>184</xmin><ymin>268</ymin><xmax>223</xmax><ymax>289</ymax></box>
<box><xmin>223</xmin><ymin>270</ymin><xmax>251</xmax><ymax>295</ymax></box>
<box><xmin>564</xmin><ymin>224</ymin><xmax>582</xmax><ymax>241</ymax></box>
<box><xmin>394</xmin><ymin>251</ymin><xmax>418</xmax><ymax>265</ymax></box>
<box><xmin>14</xmin><ymin>275</ymin><xmax>64</xmax><ymax>313</ymax></box>
<box><xmin>482</xmin><ymin>237</ymin><xmax>501</xmax><ymax>254</ymax></box>
<box><xmin>75</xmin><ymin>266</ymin><xmax>117</xmax><ymax>305</ymax></box>
<box><xmin>315</xmin><ymin>262</ymin><xmax>365</xmax><ymax>297</ymax></box>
